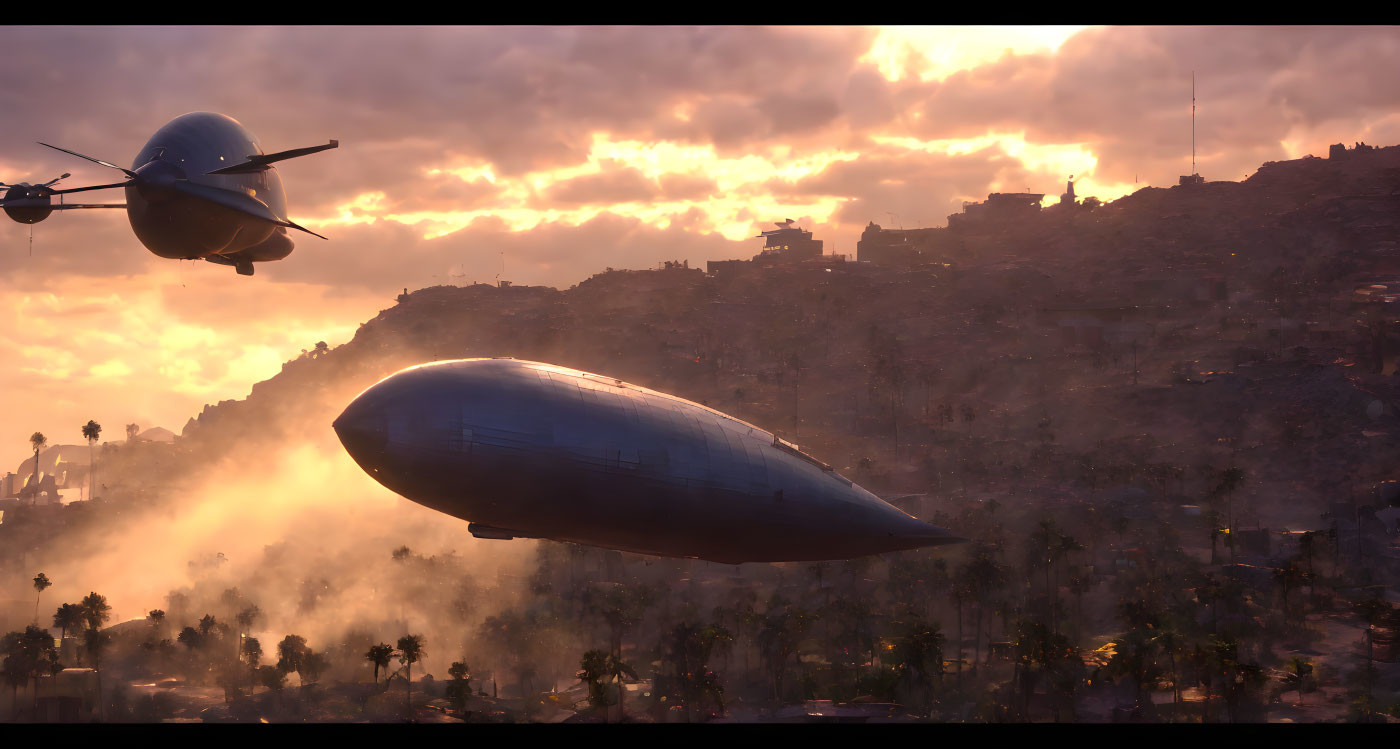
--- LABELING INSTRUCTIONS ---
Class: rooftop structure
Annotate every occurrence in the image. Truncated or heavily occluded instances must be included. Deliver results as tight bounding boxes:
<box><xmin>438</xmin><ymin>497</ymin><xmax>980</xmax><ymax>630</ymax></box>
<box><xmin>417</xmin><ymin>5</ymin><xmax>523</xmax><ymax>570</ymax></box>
<box><xmin>947</xmin><ymin>192</ymin><xmax>1044</xmax><ymax>229</ymax></box>
<box><xmin>755</xmin><ymin>219</ymin><xmax>823</xmax><ymax>263</ymax></box>
<box><xmin>856</xmin><ymin>222</ymin><xmax>956</xmax><ymax>268</ymax></box>
<box><xmin>707</xmin><ymin>220</ymin><xmax>842</xmax><ymax>276</ymax></box>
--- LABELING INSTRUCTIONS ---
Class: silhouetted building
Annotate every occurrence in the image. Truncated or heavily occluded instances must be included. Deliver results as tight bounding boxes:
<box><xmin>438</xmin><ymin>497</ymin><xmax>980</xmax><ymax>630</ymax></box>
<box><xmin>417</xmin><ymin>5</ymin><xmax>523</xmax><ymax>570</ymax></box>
<box><xmin>856</xmin><ymin>222</ymin><xmax>956</xmax><ymax>268</ymax></box>
<box><xmin>754</xmin><ymin>219</ymin><xmax>823</xmax><ymax>264</ymax></box>
<box><xmin>707</xmin><ymin>220</ymin><xmax>838</xmax><ymax>276</ymax></box>
<box><xmin>1059</xmin><ymin>177</ymin><xmax>1076</xmax><ymax>206</ymax></box>
<box><xmin>1331</xmin><ymin>141</ymin><xmax>1375</xmax><ymax>159</ymax></box>
<box><xmin>947</xmin><ymin>192</ymin><xmax>1044</xmax><ymax>229</ymax></box>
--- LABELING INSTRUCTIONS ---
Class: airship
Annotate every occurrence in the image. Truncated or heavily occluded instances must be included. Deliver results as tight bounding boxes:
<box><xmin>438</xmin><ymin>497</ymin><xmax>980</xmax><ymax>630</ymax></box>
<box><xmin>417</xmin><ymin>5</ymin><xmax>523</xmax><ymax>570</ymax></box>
<box><xmin>334</xmin><ymin>358</ymin><xmax>963</xmax><ymax>564</ymax></box>
<box><xmin>0</xmin><ymin>112</ymin><xmax>336</xmax><ymax>276</ymax></box>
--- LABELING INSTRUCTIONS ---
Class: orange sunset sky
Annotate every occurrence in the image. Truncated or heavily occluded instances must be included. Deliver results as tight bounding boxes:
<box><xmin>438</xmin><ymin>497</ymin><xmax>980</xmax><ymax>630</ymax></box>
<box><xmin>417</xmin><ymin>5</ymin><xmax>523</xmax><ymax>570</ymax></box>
<box><xmin>2</xmin><ymin>25</ymin><xmax>1398</xmax><ymax>468</ymax></box>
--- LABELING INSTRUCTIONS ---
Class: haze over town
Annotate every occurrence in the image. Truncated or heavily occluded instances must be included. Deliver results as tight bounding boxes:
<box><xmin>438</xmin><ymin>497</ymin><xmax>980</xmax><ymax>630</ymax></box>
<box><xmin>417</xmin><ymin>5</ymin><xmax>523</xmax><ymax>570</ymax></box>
<box><xmin>4</xmin><ymin>25</ymin><xmax>1400</xmax><ymax>724</ymax></box>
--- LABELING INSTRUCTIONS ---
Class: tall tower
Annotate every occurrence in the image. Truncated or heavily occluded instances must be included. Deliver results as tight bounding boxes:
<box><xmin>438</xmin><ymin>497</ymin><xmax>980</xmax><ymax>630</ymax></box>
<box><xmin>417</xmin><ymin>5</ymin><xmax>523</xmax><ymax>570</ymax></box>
<box><xmin>1179</xmin><ymin>72</ymin><xmax>1204</xmax><ymax>186</ymax></box>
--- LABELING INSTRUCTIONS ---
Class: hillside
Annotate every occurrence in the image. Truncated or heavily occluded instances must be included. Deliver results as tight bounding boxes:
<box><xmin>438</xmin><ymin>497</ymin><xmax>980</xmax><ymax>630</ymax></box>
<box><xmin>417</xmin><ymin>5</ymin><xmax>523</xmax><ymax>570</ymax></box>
<box><xmin>168</xmin><ymin>146</ymin><xmax>1400</xmax><ymax>530</ymax></box>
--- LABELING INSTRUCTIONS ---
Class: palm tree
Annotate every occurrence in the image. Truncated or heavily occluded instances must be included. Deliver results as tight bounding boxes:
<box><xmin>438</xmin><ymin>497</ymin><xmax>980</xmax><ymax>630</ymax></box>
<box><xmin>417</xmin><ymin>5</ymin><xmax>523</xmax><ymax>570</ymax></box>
<box><xmin>756</xmin><ymin>607</ymin><xmax>811</xmax><ymax>704</ymax></box>
<box><xmin>1212</xmin><ymin>467</ymin><xmax>1246</xmax><ymax>562</ymax></box>
<box><xmin>80</xmin><ymin>421</ymin><xmax>101</xmax><ymax>500</ymax></box>
<box><xmin>79</xmin><ymin>592</ymin><xmax>111</xmax><ymax>633</ymax></box>
<box><xmin>31</xmin><ymin>573</ymin><xmax>51</xmax><ymax>625</ymax></box>
<box><xmin>83</xmin><ymin>628</ymin><xmax>110</xmax><ymax>721</ymax></box>
<box><xmin>148</xmin><ymin>609</ymin><xmax>166</xmax><ymax>641</ymax></box>
<box><xmin>578</xmin><ymin>649</ymin><xmax>637</xmax><ymax>719</ymax></box>
<box><xmin>1155</xmin><ymin>621</ymin><xmax>1188</xmax><ymax>717</ymax></box>
<box><xmin>891</xmin><ymin>617</ymin><xmax>944</xmax><ymax>714</ymax></box>
<box><xmin>665</xmin><ymin>621</ymin><xmax>734</xmax><ymax>721</ymax></box>
<box><xmin>1</xmin><ymin>631</ymin><xmax>30</xmax><ymax>716</ymax></box>
<box><xmin>961</xmin><ymin>545</ymin><xmax>1009</xmax><ymax>667</ymax></box>
<box><xmin>2</xmin><ymin>626</ymin><xmax>57</xmax><ymax>719</ymax></box>
<box><xmin>52</xmin><ymin>603</ymin><xmax>83</xmax><ymax>644</ymax></box>
<box><xmin>27</xmin><ymin>432</ymin><xmax>46</xmax><ymax>500</ymax></box>
<box><xmin>365</xmin><ymin>643</ymin><xmax>395</xmax><ymax>686</ymax></box>
<box><xmin>397</xmin><ymin>634</ymin><xmax>424</xmax><ymax>717</ymax></box>
<box><xmin>1107</xmin><ymin>625</ymin><xmax>1161</xmax><ymax>709</ymax></box>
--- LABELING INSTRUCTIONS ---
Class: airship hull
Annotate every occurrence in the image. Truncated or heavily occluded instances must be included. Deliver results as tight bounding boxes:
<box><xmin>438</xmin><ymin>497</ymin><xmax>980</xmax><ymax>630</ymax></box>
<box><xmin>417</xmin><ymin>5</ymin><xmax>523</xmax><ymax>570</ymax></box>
<box><xmin>125</xmin><ymin>112</ymin><xmax>290</xmax><ymax>262</ymax></box>
<box><xmin>334</xmin><ymin>359</ymin><xmax>960</xmax><ymax>564</ymax></box>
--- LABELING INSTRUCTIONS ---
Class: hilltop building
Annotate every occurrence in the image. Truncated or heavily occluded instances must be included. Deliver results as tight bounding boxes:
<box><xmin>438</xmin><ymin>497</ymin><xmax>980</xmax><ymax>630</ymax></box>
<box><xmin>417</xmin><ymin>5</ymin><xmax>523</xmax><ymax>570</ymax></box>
<box><xmin>856</xmin><ymin>223</ymin><xmax>956</xmax><ymax>268</ymax></box>
<box><xmin>946</xmin><ymin>192</ymin><xmax>1044</xmax><ymax>229</ymax></box>
<box><xmin>2</xmin><ymin>444</ymin><xmax>94</xmax><ymax>503</ymax></box>
<box><xmin>1059</xmin><ymin>177</ymin><xmax>1077</xmax><ymax>206</ymax></box>
<box><xmin>707</xmin><ymin>220</ymin><xmax>845</xmax><ymax>276</ymax></box>
<box><xmin>755</xmin><ymin>219</ymin><xmax>823</xmax><ymax>263</ymax></box>
<box><xmin>1331</xmin><ymin>141</ymin><xmax>1377</xmax><ymax>159</ymax></box>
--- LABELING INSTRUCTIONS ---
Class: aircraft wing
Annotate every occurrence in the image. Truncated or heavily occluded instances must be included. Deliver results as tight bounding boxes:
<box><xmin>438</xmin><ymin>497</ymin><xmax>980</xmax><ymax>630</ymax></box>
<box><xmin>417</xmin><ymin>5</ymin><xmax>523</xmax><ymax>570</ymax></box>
<box><xmin>50</xmin><ymin>203</ymin><xmax>126</xmax><ymax>209</ymax></box>
<box><xmin>204</xmin><ymin>140</ymin><xmax>339</xmax><ymax>175</ymax></box>
<box><xmin>173</xmin><ymin>180</ymin><xmax>327</xmax><ymax>240</ymax></box>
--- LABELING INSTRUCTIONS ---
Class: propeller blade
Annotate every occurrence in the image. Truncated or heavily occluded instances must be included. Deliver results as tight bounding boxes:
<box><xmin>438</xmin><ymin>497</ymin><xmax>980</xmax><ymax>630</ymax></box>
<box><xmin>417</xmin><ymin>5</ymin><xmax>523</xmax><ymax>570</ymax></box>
<box><xmin>37</xmin><ymin>142</ymin><xmax>137</xmax><ymax>178</ymax></box>
<box><xmin>41</xmin><ymin>173</ymin><xmax>71</xmax><ymax>187</ymax></box>
<box><xmin>49</xmin><ymin>181</ymin><xmax>132</xmax><ymax>195</ymax></box>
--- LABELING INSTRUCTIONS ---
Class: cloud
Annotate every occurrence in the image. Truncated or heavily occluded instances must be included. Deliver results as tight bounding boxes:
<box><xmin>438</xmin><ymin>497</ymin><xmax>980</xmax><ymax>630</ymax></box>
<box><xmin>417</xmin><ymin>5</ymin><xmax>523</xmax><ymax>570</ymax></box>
<box><xmin>4</xmin><ymin>24</ymin><xmax>1400</xmax><ymax>470</ymax></box>
<box><xmin>538</xmin><ymin>161</ymin><xmax>659</xmax><ymax>206</ymax></box>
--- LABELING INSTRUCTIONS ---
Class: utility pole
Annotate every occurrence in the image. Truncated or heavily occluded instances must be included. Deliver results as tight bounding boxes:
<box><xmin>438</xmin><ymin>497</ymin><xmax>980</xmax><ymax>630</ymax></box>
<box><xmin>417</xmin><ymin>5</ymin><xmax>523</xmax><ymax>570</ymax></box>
<box><xmin>1192</xmin><ymin>71</ymin><xmax>1197</xmax><ymax>176</ymax></box>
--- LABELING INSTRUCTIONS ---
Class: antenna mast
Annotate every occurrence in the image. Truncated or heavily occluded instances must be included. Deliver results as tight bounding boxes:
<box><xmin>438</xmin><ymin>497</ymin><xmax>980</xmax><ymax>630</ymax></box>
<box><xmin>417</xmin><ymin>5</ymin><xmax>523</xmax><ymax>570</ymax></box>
<box><xmin>1191</xmin><ymin>71</ymin><xmax>1196</xmax><ymax>176</ymax></box>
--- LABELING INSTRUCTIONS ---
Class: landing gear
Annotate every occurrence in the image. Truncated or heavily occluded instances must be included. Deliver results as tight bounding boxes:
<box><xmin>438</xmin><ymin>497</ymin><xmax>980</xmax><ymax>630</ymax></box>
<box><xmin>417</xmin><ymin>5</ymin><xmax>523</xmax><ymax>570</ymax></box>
<box><xmin>235</xmin><ymin>260</ymin><xmax>254</xmax><ymax>276</ymax></box>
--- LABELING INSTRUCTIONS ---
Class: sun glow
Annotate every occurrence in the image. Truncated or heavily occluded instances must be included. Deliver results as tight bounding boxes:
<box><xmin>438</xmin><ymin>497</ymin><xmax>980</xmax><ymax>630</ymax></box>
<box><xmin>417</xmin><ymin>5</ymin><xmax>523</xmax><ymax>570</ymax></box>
<box><xmin>309</xmin><ymin>133</ymin><xmax>861</xmax><ymax>242</ymax></box>
<box><xmin>860</xmin><ymin>26</ymin><xmax>1092</xmax><ymax>83</ymax></box>
<box><xmin>873</xmin><ymin>131</ymin><xmax>1140</xmax><ymax>206</ymax></box>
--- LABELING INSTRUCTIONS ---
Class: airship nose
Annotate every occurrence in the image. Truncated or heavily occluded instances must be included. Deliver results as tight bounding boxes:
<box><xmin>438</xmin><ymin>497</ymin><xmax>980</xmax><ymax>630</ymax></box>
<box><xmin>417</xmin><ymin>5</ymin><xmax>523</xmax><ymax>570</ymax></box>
<box><xmin>332</xmin><ymin>395</ymin><xmax>389</xmax><ymax>472</ymax></box>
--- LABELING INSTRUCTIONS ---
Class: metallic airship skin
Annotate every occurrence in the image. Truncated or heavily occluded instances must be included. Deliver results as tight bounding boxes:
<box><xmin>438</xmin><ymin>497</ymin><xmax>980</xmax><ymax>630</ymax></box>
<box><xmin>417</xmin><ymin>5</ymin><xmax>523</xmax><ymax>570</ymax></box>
<box><xmin>125</xmin><ymin>112</ymin><xmax>295</xmax><ymax>265</ymax></box>
<box><xmin>3</xmin><ymin>112</ymin><xmax>336</xmax><ymax>276</ymax></box>
<box><xmin>334</xmin><ymin>358</ymin><xmax>963</xmax><ymax>564</ymax></box>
